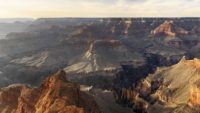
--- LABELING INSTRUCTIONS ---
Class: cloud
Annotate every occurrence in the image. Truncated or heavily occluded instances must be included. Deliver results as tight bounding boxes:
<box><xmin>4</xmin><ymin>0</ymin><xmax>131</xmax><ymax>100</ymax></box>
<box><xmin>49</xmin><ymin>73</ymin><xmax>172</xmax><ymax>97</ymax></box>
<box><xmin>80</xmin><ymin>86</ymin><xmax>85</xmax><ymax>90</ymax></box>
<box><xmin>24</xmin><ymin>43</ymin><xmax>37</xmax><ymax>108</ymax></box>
<box><xmin>0</xmin><ymin>0</ymin><xmax>200</xmax><ymax>18</ymax></box>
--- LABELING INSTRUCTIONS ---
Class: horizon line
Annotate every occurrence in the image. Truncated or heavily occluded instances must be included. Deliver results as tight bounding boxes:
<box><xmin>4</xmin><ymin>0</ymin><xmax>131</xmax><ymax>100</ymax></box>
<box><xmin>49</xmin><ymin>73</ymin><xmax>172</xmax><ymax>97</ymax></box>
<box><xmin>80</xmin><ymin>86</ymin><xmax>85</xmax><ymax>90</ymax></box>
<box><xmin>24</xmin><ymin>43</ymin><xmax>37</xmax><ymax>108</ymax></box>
<box><xmin>2</xmin><ymin>16</ymin><xmax>200</xmax><ymax>19</ymax></box>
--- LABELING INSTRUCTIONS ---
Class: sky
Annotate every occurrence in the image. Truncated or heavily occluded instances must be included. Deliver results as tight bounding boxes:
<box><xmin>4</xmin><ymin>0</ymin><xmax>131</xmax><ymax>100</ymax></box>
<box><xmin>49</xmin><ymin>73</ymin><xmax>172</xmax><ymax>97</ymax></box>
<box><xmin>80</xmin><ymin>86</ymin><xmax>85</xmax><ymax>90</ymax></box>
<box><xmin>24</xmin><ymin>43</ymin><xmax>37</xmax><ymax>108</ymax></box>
<box><xmin>0</xmin><ymin>0</ymin><xmax>200</xmax><ymax>18</ymax></box>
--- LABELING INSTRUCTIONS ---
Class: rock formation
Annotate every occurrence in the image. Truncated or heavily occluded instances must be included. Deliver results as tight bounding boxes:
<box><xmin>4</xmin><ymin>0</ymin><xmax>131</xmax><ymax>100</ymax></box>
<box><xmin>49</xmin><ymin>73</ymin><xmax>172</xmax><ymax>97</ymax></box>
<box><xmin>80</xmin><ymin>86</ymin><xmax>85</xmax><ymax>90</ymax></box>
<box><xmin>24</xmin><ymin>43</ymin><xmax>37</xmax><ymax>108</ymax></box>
<box><xmin>64</xmin><ymin>40</ymin><xmax>145</xmax><ymax>73</ymax></box>
<box><xmin>151</xmin><ymin>20</ymin><xmax>189</xmax><ymax>37</ymax></box>
<box><xmin>114</xmin><ymin>57</ymin><xmax>200</xmax><ymax>113</ymax></box>
<box><xmin>189</xmin><ymin>80</ymin><xmax>200</xmax><ymax>107</ymax></box>
<box><xmin>0</xmin><ymin>70</ymin><xmax>101</xmax><ymax>113</ymax></box>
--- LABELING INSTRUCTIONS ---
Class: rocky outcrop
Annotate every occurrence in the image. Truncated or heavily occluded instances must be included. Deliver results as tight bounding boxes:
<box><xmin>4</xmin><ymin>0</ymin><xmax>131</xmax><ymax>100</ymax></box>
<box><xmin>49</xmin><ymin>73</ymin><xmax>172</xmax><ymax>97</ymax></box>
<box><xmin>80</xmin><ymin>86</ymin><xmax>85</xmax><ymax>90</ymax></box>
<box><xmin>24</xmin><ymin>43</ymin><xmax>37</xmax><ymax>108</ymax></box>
<box><xmin>189</xmin><ymin>80</ymin><xmax>200</xmax><ymax>106</ymax></box>
<box><xmin>149</xmin><ymin>58</ymin><xmax>200</xmax><ymax>105</ymax></box>
<box><xmin>114</xmin><ymin>57</ymin><xmax>200</xmax><ymax>113</ymax></box>
<box><xmin>151</xmin><ymin>21</ymin><xmax>189</xmax><ymax>37</ymax></box>
<box><xmin>0</xmin><ymin>70</ymin><xmax>101</xmax><ymax>113</ymax></box>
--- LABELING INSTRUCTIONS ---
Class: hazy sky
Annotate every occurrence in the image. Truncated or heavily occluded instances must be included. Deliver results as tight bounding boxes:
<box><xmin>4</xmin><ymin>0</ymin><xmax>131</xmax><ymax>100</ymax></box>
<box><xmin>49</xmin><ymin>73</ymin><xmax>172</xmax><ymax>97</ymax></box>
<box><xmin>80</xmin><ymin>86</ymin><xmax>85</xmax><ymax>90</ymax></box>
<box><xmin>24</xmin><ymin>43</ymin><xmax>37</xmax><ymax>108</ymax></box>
<box><xmin>0</xmin><ymin>0</ymin><xmax>200</xmax><ymax>18</ymax></box>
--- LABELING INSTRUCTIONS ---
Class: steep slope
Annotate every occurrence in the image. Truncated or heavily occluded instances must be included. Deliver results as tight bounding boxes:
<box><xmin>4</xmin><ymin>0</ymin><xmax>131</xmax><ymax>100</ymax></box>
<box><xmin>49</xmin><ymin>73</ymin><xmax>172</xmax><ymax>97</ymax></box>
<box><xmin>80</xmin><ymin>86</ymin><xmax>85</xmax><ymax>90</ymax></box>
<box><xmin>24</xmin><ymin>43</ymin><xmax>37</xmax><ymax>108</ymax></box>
<box><xmin>114</xmin><ymin>57</ymin><xmax>200</xmax><ymax>113</ymax></box>
<box><xmin>148</xmin><ymin>57</ymin><xmax>200</xmax><ymax>104</ymax></box>
<box><xmin>0</xmin><ymin>70</ymin><xmax>101</xmax><ymax>113</ymax></box>
<box><xmin>147</xmin><ymin>57</ymin><xmax>200</xmax><ymax>112</ymax></box>
<box><xmin>64</xmin><ymin>40</ymin><xmax>145</xmax><ymax>73</ymax></box>
<box><xmin>189</xmin><ymin>80</ymin><xmax>200</xmax><ymax>107</ymax></box>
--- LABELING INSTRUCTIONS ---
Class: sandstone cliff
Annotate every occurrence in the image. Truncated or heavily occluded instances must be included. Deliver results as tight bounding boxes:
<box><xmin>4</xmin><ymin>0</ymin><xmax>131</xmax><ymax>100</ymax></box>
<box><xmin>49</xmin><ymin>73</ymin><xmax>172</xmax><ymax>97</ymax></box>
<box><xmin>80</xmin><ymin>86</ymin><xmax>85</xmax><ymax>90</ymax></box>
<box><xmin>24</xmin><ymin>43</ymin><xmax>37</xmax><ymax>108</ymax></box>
<box><xmin>0</xmin><ymin>70</ymin><xmax>101</xmax><ymax>113</ymax></box>
<box><xmin>114</xmin><ymin>57</ymin><xmax>200</xmax><ymax>113</ymax></box>
<box><xmin>189</xmin><ymin>80</ymin><xmax>200</xmax><ymax>107</ymax></box>
<box><xmin>151</xmin><ymin>21</ymin><xmax>189</xmax><ymax>37</ymax></box>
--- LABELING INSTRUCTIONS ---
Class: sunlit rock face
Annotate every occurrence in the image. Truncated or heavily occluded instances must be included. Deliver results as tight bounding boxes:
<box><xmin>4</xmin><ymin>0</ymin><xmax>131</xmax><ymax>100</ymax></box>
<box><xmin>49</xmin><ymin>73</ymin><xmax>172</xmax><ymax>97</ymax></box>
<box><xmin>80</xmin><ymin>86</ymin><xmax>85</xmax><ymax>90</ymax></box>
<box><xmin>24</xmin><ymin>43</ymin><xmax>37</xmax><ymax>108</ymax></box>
<box><xmin>114</xmin><ymin>57</ymin><xmax>200</xmax><ymax>113</ymax></box>
<box><xmin>189</xmin><ymin>81</ymin><xmax>200</xmax><ymax>107</ymax></box>
<box><xmin>0</xmin><ymin>70</ymin><xmax>101</xmax><ymax>113</ymax></box>
<box><xmin>150</xmin><ymin>20</ymin><xmax>189</xmax><ymax>37</ymax></box>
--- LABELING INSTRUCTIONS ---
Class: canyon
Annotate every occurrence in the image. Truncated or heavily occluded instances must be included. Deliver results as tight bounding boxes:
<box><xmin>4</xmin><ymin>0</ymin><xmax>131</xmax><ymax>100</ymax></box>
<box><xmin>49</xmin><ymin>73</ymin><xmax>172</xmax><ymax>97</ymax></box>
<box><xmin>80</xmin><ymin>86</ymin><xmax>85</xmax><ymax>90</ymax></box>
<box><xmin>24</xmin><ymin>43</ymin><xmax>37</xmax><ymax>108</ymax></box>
<box><xmin>0</xmin><ymin>18</ymin><xmax>200</xmax><ymax>113</ymax></box>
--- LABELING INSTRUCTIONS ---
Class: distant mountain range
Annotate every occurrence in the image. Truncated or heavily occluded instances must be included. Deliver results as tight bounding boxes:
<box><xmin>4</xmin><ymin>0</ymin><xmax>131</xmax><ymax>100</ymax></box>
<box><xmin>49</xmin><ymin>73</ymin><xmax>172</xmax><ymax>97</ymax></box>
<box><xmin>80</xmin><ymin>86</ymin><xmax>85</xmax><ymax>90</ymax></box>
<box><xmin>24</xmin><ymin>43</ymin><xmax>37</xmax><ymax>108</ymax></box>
<box><xmin>0</xmin><ymin>18</ymin><xmax>33</xmax><ymax>23</ymax></box>
<box><xmin>0</xmin><ymin>18</ymin><xmax>33</xmax><ymax>39</ymax></box>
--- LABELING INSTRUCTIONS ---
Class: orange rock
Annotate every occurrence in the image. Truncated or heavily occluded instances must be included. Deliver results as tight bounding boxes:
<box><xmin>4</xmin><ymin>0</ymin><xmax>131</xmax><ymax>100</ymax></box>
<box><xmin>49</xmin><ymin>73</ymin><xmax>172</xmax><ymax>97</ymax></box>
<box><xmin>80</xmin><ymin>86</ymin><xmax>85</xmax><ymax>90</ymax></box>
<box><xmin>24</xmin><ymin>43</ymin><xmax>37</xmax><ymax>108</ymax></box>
<box><xmin>189</xmin><ymin>81</ymin><xmax>200</xmax><ymax>106</ymax></box>
<box><xmin>151</xmin><ymin>20</ymin><xmax>189</xmax><ymax>37</ymax></box>
<box><xmin>0</xmin><ymin>70</ymin><xmax>101</xmax><ymax>113</ymax></box>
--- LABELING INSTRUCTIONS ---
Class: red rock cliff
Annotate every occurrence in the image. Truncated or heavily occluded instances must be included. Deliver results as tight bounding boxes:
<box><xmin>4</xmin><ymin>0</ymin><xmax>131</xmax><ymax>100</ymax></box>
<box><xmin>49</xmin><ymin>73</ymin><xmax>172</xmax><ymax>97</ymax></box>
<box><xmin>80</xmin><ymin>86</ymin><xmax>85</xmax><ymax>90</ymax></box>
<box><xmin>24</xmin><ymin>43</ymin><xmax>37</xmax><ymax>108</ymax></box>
<box><xmin>151</xmin><ymin>21</ymin><xmax>189</xmax><ymax>37</ymax></box>
<box><xmin>0</xmin><ymin>70</ymin><xmax>101</xmax><ymax>113</ymax></box>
